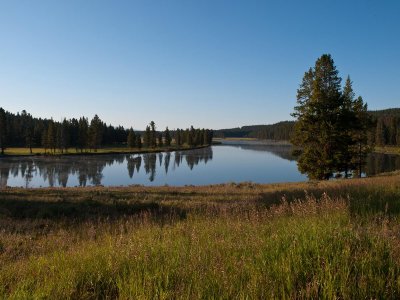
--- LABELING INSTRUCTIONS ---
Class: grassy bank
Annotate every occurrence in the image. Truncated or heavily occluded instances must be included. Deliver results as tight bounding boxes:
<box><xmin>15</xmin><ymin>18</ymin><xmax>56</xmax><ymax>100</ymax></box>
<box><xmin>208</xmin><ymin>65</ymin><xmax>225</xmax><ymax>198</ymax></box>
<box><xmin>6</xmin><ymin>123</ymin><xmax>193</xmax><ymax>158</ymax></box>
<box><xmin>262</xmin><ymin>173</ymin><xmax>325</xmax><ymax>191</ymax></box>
<box><xmin>374</xmin><ymin>146</ymin><xmax>400</xmax><ymax>155</ymax></box>
<box><xmin>215</xmin><ymin>138</ymin><xmax>400</xmax><ymax>155</ymax></box>
<box><xmin>1</xmin><ymin>144</ymin><xmax>210</xmax><ymax>157</ymax></box>
<box><xmin>1</xmin><ymin>174</ymin><xmax>400</xmax><ymax>298</ymax></box>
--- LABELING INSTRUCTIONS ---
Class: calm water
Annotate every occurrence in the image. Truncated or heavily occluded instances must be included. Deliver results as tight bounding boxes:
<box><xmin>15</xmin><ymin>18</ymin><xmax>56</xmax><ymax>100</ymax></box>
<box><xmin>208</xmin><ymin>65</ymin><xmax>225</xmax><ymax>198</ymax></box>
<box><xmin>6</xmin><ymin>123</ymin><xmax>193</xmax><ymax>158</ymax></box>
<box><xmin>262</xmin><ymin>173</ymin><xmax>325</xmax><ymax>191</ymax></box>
<box><xmin>0</xmin><ymin>141</ymin><xmax>399</xmax><ymax>188</ymax></box>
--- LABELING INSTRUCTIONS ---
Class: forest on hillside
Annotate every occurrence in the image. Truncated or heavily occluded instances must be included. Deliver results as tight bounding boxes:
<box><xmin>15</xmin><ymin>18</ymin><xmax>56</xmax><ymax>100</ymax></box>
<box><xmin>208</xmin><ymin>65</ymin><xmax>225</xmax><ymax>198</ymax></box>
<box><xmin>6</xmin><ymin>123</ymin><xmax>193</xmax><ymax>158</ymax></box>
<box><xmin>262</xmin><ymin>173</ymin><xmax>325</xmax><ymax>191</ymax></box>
<box><xmin>215</xmin><ymin>108</ymin><xmax>400</xmax><ymax>147</ymax></box>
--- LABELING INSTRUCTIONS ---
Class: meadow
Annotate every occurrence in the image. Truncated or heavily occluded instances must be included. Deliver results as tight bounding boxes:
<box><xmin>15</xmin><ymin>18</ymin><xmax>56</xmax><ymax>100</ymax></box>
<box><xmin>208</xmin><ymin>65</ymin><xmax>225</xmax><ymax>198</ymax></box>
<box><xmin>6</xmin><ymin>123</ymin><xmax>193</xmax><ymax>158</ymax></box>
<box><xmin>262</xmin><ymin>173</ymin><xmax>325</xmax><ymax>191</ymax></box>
<box><xmin>2</xmin><ymin>144</ymin><xmax>208</xmax><ymax>157</ymax></box>
<box><xmin>1</xmin><ymin>172</ymin><xmax>400</xmax><ymax>298</ymax></box>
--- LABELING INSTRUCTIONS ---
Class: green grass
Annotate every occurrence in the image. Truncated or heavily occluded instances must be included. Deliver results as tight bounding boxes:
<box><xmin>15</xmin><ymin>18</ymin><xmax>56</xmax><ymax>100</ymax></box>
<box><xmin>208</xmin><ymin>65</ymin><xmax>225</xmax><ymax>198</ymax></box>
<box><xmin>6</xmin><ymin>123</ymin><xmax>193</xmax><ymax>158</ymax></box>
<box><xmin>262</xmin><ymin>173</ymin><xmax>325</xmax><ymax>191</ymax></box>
<box><xmin>374</xmin><ymin>145</ymin><xmax>400</xmax><ymax>155</ymax></box>
<box><xmin>214</xmin><ymin>137</ymin><xmax>258</xmax><ymax>141</ymax></box>
<box><xmin>2</xmin><ymin>144</ymin><xmax>208</xmax><ymax>156</ymax></box>
<box><xmin>1</xmin><ymin>175</ymin><xmax>400</xmax><ymax>298</ymax></box>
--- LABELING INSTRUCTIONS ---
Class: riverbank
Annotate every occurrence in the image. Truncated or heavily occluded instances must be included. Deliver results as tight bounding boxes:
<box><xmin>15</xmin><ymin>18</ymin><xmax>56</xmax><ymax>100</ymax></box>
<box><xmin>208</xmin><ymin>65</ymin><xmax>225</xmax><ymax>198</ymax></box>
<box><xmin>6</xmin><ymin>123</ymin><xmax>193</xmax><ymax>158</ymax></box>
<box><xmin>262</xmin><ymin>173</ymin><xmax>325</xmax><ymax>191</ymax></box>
<box><xmin>0</xmin><ymin>144</ymin><xmax>211</xmax><ymax>158</ymax></box>
<box><xmin>215</xmin><ymin>138</ymin><xmax>400</xmax><ymax>154</ymax></box>
<box><xmin>374</xmin><ymin>145</ymin><xmax>400</xmax><ymax>155</ymax></box>
<box><xmin>1</xmin><ymin>173</ymin><xmax>400</xmax><ymax>298</ymax></box>
<box><xmin>213</xmin><ymin>137</ymin><xmax>292</xmax><ymax>145</ymax></box>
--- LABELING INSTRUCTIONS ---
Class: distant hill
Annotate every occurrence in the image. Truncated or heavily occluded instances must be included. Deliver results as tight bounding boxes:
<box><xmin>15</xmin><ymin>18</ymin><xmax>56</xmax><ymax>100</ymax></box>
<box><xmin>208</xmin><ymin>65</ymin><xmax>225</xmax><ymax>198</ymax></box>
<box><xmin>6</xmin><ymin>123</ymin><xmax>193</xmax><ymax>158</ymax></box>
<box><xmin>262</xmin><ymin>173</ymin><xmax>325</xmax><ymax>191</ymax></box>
<box><xmin>214</xmin><ymin>121</ymin><xmax>295</xmax><ymax>140</ymax></box>
<box><xmin>368</xmin><ymin>108</ymin><xmax>400</xmax><ymax>118</ymax></box>
<box><xmin>215</xmin><ymin>108</ymin><xmax>400</xmax><ymax>142</ymax></box>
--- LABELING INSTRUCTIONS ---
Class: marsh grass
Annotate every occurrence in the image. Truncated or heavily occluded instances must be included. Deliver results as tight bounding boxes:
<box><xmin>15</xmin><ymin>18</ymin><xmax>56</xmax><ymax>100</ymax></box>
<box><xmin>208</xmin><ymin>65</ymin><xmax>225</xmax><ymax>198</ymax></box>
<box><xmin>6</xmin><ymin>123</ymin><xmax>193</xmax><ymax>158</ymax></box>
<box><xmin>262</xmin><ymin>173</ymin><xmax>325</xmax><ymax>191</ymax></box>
<box><xmin>1</xmin><ymin>175</ymin><xmax>400</xmax><ymax>298</ymax></box>
<box><xmin>2</xmin><ymin>145</ymin><xmax>207</xmax><ymax>157</ymax></box>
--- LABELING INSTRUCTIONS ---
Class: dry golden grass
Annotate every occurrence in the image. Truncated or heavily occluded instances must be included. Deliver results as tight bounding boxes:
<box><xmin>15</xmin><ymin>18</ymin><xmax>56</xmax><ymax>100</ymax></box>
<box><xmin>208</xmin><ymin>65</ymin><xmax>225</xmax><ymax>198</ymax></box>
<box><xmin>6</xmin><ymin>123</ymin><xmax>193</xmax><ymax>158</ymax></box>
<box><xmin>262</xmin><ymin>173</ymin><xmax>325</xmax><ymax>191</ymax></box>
<box><xmin>1</xmin><ymin>174</ymin><xmax>400</xmax><ymax>298</ymax></box>
<box><xmin>2</xmin><ymin>144</ymin><xmax>208</xmax><ymax>156</ymax></box>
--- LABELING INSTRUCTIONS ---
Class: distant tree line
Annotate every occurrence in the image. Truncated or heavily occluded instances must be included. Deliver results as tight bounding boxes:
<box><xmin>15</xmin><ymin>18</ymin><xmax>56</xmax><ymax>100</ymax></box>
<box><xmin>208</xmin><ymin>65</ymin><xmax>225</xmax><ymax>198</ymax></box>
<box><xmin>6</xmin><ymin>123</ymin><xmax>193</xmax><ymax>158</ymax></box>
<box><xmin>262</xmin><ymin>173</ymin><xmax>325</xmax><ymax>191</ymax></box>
<box><xmin>214</xmin><ymin>122</ymin><xmax>295</xmax><ymax>140</ymax></box>
<box><xmin>135</xmin><ymin>122</ymin><xmax>212</xmax><ymax>149</ymax></box>
<box><xmin>214</xmin><ymin>110</ymin><xmax>400</xmax><ymax>147</ymax></box>
<box><xmin>368</xmin><ymin>110</ymin><xmax>400</xmax><ymax>147</ymax></box>
<box><xmin>0</xmin><ymin>108</ymin><xmax>213</xmax><ymax>154</ymax></box>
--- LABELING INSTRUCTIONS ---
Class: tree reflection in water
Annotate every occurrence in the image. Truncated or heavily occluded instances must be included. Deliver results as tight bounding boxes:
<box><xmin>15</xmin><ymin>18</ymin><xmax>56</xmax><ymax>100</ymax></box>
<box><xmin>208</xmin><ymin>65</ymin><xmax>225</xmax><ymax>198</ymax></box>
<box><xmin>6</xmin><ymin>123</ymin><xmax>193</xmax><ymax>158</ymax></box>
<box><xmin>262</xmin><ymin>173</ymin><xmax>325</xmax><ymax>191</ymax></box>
<box><xmin>365</xmin><ymin>153</ymin><xmax>400</xmax><ymax>176</ymax></box>
<box><xmin>0</xmin><ymin>148</ymin><xmax>214</xmax><ymax>188</ymax></box>
<box><xmin>127</xmin><ymin>155</ymin><xmax>142</xmax><ymax>179</ymax></box>
<box><xmin>1</xmin><ymin>146</ymin><xmax>396</xmax><ymax>188</ymax></box>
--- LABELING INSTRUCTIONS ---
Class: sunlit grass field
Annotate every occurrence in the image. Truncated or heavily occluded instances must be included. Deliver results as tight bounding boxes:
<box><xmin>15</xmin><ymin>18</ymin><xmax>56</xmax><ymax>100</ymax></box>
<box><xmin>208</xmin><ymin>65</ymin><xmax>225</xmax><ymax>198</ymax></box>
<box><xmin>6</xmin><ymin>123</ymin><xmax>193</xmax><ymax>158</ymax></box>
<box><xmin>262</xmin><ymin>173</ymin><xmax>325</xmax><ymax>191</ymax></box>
<box><xmin>3</xmin><ymin>144</ymin><xmax>205</xmax><ymax>156</ymax></box>
<box><xmin>1</xmin><ymin>173</ymin><xmax>400</xmax><ymax>298</ymax></box>
<box><xmin>374</xmin><ymin>146</ymin><xmax>400</xmax><ymax>155</ymax></box>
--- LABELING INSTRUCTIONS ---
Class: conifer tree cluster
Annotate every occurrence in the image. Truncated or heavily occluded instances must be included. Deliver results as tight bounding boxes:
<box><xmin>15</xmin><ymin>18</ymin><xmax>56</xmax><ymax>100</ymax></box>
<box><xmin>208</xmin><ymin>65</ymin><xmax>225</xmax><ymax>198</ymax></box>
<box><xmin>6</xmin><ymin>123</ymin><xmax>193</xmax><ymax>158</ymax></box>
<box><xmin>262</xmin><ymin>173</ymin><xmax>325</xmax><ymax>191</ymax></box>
<box><xmin>370</xmin><ymin>114</ymin><xmax>400</xmax><ymax>147</ymax></box>
<box><xmin>0</xmin><ymin>109</ymin><xmax>213</xmax><ymax>154</ymax></box>
<box><xmin>292</xmin><ymin>54</ymin><xmax>372</xmax><ymax>179</ymax></box>
<box><xmin>142</xmin><ymin>122</ymin><xmax>213</xmax><ymax>149</ymax></box>
<box><xmin>173</xmin><ymin>126</ymin><xmax>213</xmax><ymax>147</ymax></box>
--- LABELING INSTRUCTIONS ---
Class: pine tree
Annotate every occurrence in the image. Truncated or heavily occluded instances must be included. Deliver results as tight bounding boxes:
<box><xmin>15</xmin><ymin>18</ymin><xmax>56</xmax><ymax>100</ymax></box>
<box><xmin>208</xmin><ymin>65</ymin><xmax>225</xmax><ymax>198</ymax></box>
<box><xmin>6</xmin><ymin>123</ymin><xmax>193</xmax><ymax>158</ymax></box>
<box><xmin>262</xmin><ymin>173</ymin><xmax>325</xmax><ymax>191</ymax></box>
<box><xmin>57</xmin><ymin>119</ymin><xmax>70</xmax><ymax>153</ymax></box>
<box><xmin>41</xmin><ymin>128</ymin><xmax>48</xmax><ymax>153</ymax></box>
<box><xmin>206</xmin><ymin>129</ymin><xmax>213</xmax><ymax>145</ymax></box>
<box><xmin>375</xmin><ymin>118</ymin><xmax>386</xmax><ymax>146</ymax></box>
<box><xmin>203</xmin><ymin>130</ymin><xmax>209</xmax><ymax>145</ymax></box>
<box><xmin>397</xmin><ymin>125</ymin><xmax>400</xmax><ymax>146</ymax></box>
<box><xmin>56</xmin><ymin>124</ymin><xmax>62</xmax><ymax>153</ymax></box>
<box><xmin>88</xmin><ymin>115</ymin><xmax>103</xmax><ymax>152</ymax></box>
<box><xmin>136</xmin><ymin>134</ymin><xmax>142</xmax><ymax>149</ymax></box>
<box><xmin>350</xmin><ymin>96</ymin><xmax>372</xmax><ymax>177</ymax></box>
<box><xmin>78</xmin><ymin>117</ymin><xmax>89</xmax><ymax>152</ymax></box>
<box><xmin>175</xmin><ymin>128</ymin><xmax>181</xmax><ymax>146</ymax></box>
<box><xmin>127</xmin><ymin>128</ymin><xmax>136</xmax><ymax>148</ymax></box>
<box><xmin>21</xmin><ymin>110</ymin><xmax>34</xmax><ymax>154</ymax></box>
<box><xmin>0</xmin><ymin>108</ymin><xmax>7</xmax><ymax>154</ymax></box>
<box><xmin>389</xmin><ymin>117</ymin><xmax>397</xmax><ymax>145</ymax></box>
<box><xmin>157</xmin><ymin>133</ymin><xmax>163</xmax><ymax>147</ymax></box>
<box><xmin>150</xmin><ymin>121</ymin><xmax>156</xmax><ymax>148</ymax></box>
<box><xmin>47</xmin><ymin>120</ymin><xmax>56</xmax><ymax>153</ymax></box>
<box><xmin>144</xmin><ymin>126</ymin><xmax>151</xmax><ymax>148</ymax></box>
<box><xmin>292</xmin><ymin>54</ymin><xmax>370</xmax><ymax>179</ymax></box>
<box><xmin>164</xmin><ymin>127</ymin><xmax>172</xmax><ymax>146</ymax></box>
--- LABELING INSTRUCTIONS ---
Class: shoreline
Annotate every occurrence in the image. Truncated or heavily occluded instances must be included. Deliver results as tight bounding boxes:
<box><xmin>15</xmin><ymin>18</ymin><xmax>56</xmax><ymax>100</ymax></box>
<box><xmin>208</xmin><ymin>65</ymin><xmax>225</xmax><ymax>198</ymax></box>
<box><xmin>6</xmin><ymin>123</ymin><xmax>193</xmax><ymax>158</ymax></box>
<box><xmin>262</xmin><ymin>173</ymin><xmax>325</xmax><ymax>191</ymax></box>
<box><xmin>0</xmin><ymin>144</ymin><xmax>211</xmax><ymax>158</ymax></box>
<box><xmin>2</xmin><ymin>169</ymin><xmax>399</xmax><ymax>191</ymax></box>
<box><xmin>216</xmin><ymin>138</ymin><xmax>400</xmax><ymax>154</ymax></box>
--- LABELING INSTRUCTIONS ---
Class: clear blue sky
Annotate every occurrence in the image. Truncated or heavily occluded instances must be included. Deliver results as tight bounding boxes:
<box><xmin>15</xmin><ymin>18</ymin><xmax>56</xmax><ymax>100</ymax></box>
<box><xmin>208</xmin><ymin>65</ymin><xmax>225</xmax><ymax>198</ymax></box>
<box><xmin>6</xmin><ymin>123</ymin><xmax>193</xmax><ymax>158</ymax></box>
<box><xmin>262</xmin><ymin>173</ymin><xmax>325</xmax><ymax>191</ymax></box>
<box><xmin>1</xmin><ymin>0</ymin><xmax>399</xmax><ymax>130</ymax></box>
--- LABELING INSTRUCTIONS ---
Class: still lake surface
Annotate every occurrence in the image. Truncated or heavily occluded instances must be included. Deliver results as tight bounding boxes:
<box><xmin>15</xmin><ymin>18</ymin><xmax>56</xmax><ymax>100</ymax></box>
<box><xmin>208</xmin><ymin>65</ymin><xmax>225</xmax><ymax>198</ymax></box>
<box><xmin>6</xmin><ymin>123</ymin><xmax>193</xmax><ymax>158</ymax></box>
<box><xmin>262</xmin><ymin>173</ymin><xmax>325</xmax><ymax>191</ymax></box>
<box><xmin>1</xmin><ymin>141</ymin><xmax>399</xmax><ymax>188</ymax></box>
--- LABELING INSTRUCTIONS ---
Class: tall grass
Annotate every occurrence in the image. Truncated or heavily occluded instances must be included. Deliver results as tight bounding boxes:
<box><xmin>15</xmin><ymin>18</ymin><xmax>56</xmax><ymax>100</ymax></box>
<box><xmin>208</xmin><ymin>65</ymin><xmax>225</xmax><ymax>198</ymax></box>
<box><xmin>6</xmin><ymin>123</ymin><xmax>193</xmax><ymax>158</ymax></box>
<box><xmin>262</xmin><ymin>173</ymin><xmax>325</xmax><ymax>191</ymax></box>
<box><xmin>1</xmin><ymin>174</ymin><xmax>400</xmax><ymax>298</ymax></box>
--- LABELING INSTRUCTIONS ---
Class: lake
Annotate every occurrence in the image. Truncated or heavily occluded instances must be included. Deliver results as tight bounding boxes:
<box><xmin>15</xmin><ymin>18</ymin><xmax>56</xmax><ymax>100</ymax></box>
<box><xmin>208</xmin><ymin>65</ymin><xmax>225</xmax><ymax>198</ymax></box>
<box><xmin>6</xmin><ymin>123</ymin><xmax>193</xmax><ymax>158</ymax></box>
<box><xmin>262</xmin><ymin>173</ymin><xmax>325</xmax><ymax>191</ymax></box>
<box><xmin>1</xmin><ymin>141</ymin><xmax>399</xmax><ymax>188</ymax></box>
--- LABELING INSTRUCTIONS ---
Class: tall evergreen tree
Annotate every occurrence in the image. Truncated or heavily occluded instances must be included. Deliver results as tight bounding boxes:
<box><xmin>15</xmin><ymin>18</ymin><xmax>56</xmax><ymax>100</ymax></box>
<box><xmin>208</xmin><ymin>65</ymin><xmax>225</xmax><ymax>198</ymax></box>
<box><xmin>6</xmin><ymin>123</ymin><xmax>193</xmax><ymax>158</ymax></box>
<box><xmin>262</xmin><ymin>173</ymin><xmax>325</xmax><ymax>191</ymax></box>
<box><xmin>157</xmin><ymin>133</ymin><xmax>163</xmax><ymax>147</ymax></box>
<box><xmin>350</xmin><ymin>96</ymin><xmax>372</xmax><ymax>177</ymax></box>
<box><xmin>88</xmin><ymin>115</ymin><xmax>103</xmax><ymax>152</ymax></box>
<box><xmin>175</xmin><ymin>128</ymin><xmax>181</xmax><ymax>146</ymax></box>
<box><xmin>164</xmin><ymin>127</ymin><xmax>172</xmax><ymax>146</ymax></box>
<box><xmin>0</xmin><ymin>108</ymin><xmax>7</xmax><ymax>154</ymax></box>
<box><xmin>144</xmin><ymin>125</ymin><xmax>151</xmax><ymax>148</ymax></box>
<box><xmin>47</xmin><ymin>120</ymin><xmax>56</xmax><ymax>153</ymax></box>
<box><xmin>59</xmin><ymin>119</ymin><xmax>70</xmax><ymax>153</ymax></box>
<box><xmin>41</xmin><ymin>128</ymin><xmax>48</xmax><ymax>153</ymax></box>
<box><xmin>78</xmin><ymin>117</ymin><xmax>89</xmax><ymax>152</ymax></box>
<box><xmin>150</xmin><ymin>121</ymin><xmax>157</xmax><ymax>148</ymax></box>
<box><xmin>292</xmin><ymin>54</ymin><xmax>370</xmax><ymax>179</ymax></box>
<box><xmin>127</xmin><ymin>128</ymin><xmax>136</xmax><ymax>148</ymax></box>
<box><xmin>389</xmin><ymin>117</ymin><xmax>397</xmax><ymax>145</ymax></box>
<box><xmin>375</xmin><ymin>118</ymin><xmax>386</xmax><ymax>146</ymax></box>
<box><xmin>21</xmin><ymin>110</ymin><xmax>34</xmax><ymax>154</ymax></box>
<box><xmin>136</xmin><ymin>134</ymin><xmax>142</xmax><ymax>149</ymax></box>
<box><xmin>397</xmin><ymin>125</ymin><xmax>400</xmax><ymax>146</ymax></box>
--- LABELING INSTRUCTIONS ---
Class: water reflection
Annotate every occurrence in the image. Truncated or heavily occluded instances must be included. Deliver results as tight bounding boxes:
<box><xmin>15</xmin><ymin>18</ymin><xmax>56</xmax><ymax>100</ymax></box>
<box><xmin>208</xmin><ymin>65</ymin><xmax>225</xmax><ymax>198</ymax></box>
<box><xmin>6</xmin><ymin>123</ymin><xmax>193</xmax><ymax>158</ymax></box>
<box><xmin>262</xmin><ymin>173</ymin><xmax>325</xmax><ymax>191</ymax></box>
<box><xmin>221</xmin><ymin>143</ymin><xmax>296</xmax><ymax>161</ymax></box>
<box><xmin>0</xmin><ymin>144</ymin><xmax>399</xmax><ymax>188</ymax></box>
<box><xmin>127</xmin><ymin>156</ymin><xmax>141</xmax><ymax>179</ymax></box>
<box><xmin>0</xmin><ymin>147</ymin><xmax>214</xmax><ymax>188</ymax></box>
<box><xmin>366</xmin><ymin>153</ymin><xmax>400</xmax><ymax>176</ymax></box>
